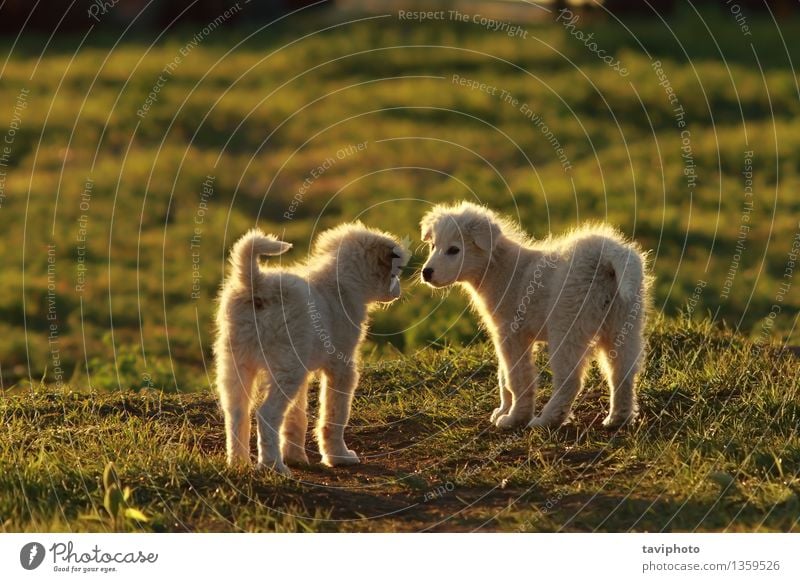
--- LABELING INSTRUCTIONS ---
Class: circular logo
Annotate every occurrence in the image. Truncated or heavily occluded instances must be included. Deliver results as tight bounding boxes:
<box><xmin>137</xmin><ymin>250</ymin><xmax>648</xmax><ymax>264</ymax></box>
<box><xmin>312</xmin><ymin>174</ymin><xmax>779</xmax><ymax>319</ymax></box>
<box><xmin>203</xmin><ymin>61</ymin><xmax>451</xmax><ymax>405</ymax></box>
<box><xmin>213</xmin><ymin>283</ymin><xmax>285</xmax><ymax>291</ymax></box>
<box><xmin>20</xmin><ymin>542</ymin><xmax>46</xmax><ymax>570</ymax></box>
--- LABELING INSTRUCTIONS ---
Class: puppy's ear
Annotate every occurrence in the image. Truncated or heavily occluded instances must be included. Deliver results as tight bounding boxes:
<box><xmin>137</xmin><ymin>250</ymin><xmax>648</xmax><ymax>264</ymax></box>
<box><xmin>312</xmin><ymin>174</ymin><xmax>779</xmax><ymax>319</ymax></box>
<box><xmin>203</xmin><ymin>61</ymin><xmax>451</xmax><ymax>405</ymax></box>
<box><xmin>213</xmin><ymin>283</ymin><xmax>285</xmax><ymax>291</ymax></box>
<box><xmin>377</xmin><ymin>246</ymin><xmax>395</xmax><ymax>271</ymax></box>
<box><xmin>368</xmin><ymin>242</ymin><xmax>398</xmax><ymax>278</ymax></box>
<box><xmin>468</xmin><ymin>216</ymin><xmax>501</xmax><ymax>252</ymax></box>
<box><xmin>420</xmin><ymin>214</ymin><xmax>435</xmax><ymax>242</ymax></box>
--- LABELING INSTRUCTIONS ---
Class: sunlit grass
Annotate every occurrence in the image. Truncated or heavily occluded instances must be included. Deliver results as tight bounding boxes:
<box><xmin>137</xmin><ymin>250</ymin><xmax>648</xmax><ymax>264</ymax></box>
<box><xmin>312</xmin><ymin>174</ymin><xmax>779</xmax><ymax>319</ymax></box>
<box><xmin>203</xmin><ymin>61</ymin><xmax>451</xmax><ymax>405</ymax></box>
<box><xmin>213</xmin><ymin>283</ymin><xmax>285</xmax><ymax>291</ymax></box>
<box><xmin>2</xmin><ymin>318</ymin><xmax>798</xmax><ymax>532</ymax></box>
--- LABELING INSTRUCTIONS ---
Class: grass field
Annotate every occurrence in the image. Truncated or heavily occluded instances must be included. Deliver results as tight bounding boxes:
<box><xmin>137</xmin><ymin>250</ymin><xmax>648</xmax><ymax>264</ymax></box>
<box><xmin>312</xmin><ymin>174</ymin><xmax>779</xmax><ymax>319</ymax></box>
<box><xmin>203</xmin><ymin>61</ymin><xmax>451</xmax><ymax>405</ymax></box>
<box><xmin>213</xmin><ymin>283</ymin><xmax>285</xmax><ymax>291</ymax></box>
<box><xmin>2</xmin><ymin>318</ymin><xmax>799</xmax><ymax>532</ymax></box>
<box><xmin>1</xmin><ymin>2</ymin><xmax>799</xmax><ymax>532</ymax></box>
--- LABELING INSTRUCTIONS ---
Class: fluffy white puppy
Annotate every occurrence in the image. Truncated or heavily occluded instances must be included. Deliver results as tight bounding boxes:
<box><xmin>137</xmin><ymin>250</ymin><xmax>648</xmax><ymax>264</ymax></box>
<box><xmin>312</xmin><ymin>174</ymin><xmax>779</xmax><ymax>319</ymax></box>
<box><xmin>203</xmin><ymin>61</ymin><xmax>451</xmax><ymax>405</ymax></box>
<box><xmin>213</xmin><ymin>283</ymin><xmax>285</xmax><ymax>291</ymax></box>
<box><xmin>420</xmin><ymin>202</ymin><xmax>649</xmax><ymax>430</ymax></box>
<box><xmin>214</xmin><ymin>223</ymin><xmax>409</xmax><ymax>476</ymax></box>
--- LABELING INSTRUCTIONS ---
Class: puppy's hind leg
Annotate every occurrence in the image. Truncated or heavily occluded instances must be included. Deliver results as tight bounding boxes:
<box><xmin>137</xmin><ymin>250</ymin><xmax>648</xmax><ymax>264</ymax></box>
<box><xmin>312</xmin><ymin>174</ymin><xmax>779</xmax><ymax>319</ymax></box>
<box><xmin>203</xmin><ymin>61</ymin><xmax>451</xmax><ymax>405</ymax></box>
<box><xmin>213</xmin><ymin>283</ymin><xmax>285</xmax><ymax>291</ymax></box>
<box><xmin>599</xmin><ymin>320</ymin><xmax>644</xmax><ymax>428</ymax></box>
<box><xmin>281</xmin><ymin>379</ymin><xmax>310</xmax><ymax>465</ymax></box>
<box><xmin>255</xmin><ymin>370</ymin><xmax>305</xmax><ymax>477</ymax></box>
<box><xmin>215</xmin><ymin>348</ymin><xmax>255</xmax><ymax>466</ymax></box>
<box><xmin>317</xmin><ymin>365</ymin><xmax>360</xmax><ymax>467</ymax></box>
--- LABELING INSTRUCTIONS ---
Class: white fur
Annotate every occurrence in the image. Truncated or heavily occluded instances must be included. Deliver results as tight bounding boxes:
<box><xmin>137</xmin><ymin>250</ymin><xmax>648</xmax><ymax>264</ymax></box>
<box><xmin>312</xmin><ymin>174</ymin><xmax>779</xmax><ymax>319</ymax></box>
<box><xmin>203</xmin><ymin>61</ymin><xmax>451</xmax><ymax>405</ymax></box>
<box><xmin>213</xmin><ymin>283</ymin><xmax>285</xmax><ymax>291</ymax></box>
<box><xmin>420</xmin><ymin>202</ymin><xmax>650</xmax><ymax>430</ymax></box>
<box><xmin>214</xmin><ymin>223</ymin><xmax>409</xmax><ymax>476</ymax></box>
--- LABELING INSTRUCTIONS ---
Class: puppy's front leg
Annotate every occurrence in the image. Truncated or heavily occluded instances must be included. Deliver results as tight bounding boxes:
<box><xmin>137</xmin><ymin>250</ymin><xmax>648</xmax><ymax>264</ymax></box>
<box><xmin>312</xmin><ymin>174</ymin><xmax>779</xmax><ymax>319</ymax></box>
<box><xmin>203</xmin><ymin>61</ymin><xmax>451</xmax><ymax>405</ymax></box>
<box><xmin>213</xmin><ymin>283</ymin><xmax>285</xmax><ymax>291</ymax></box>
<box><xmin>493</xmin><ymin>340</ymin><xmax>536</xmax><ymax>429</ymax></box>
<box><xmin>317</xmin><ymin>365</ymin><xmax>360</xmax><ymax>467</ymax></box>
<box><xmin>489</xmin><ymin>360</ymin><xmax>512</xmax><ymax>424</ymax></box>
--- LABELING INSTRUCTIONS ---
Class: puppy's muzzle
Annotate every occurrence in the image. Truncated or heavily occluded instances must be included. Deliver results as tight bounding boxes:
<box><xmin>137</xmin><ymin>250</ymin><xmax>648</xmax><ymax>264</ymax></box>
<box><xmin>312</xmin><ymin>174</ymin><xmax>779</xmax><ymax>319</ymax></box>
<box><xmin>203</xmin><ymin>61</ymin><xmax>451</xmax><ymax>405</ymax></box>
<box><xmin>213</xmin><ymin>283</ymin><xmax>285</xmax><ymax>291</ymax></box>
<box><xmin>422</xmin><ymin>267</ymin><xmax>433</xmax><ymax>282</ymax></box>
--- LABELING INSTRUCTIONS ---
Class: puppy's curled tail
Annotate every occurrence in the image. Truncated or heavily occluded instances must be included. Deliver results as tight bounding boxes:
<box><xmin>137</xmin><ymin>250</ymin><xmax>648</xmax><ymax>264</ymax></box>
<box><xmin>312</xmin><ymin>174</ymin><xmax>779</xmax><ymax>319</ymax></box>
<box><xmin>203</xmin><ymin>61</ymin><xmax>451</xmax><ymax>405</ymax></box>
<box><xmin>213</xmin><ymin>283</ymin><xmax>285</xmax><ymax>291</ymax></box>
<box><xmin>229</xmin><ymin>228</ymin><xmax>292</xmax><ymax>288</ymax></box>
<box><xmin>606</xmin><ymin>245</ymin><xmax>644</xmax><ymax>303</ymax></box>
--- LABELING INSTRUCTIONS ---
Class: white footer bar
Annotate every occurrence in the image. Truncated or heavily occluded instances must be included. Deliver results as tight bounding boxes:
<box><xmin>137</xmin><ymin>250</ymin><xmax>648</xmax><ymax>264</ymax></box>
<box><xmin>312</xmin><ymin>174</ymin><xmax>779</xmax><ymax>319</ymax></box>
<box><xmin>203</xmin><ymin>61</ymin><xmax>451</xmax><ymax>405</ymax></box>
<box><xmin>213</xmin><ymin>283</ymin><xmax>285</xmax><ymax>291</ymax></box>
<box><xmin>1</xmin><ymin>533</ymin><xmax>797</xmax><ymax>581</ymax></box>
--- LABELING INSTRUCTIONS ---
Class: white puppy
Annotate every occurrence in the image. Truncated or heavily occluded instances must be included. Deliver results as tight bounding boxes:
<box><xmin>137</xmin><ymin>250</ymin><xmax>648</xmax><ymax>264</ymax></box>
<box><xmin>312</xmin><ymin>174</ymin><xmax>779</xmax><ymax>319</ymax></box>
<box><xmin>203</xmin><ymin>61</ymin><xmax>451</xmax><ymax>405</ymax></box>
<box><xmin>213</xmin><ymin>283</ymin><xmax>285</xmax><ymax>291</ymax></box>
<box><xmin>420</xmin><ymin>202</ymin><xmax>649</xmax><ymax>430</ymax></box>
<box><xmin>214</xmin><ymin>223</ymin><xmax>409</xmax><ymax>476</ymax></box>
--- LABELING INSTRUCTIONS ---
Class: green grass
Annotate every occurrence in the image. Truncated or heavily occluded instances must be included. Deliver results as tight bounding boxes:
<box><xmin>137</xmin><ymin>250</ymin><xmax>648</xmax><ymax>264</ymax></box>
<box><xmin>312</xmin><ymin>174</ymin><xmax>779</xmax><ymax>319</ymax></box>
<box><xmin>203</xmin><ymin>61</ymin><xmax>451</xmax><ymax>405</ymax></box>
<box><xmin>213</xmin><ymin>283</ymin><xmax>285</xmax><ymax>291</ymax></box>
<box><xmin>1</xmin><ymin>5</ymin><xmax>799</xmax><ymax>390</ymax></box>
<box><xmin>2</xmin><ymin>318</ymin><xmax>799</xmax><ymax>532</ymax></box>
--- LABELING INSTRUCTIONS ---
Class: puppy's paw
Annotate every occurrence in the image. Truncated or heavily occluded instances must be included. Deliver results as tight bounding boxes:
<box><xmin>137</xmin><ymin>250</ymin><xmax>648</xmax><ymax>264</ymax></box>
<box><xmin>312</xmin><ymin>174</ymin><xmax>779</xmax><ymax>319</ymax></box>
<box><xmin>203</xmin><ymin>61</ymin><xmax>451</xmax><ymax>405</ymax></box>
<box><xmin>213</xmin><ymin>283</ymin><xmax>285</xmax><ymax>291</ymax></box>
<box><xmin>490</xmin><ymin>406</ymin><xmax>510</xmax><ymax>424</ymax></box>
<box><xmin>257</xmin><ymin>459</ymin><xmax>293</xmax><ymax>477</ymax></box>
<box><xmin>282</xmin><ymin>448</ymin><xmax>310</xmax><ymax>466</ymax></box>
<box><xmin>226</xmin><ymin>454</ymin><xmax>251</xmax><ymax>467</ymax></box>
<box><xmin>494</xmin><ymin>414</ymin><xmax>525</xmax><ymax>429</ymax></box>
<box><xmin>602</xmin><ymin>412</ymin><xmax>637</xmax><ymax>429</ymax></box>
<box><xmin>321</xmin><ymin>449</ymin><xmax>361</xmax><ymax>467</ymax></box>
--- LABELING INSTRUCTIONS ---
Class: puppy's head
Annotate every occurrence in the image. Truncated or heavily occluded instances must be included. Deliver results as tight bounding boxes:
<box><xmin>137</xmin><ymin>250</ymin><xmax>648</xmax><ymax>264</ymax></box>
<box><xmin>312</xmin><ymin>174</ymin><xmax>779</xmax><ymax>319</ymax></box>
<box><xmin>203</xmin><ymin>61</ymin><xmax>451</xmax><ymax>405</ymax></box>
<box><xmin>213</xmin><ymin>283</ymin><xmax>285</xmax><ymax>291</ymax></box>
<box><xmin>419</xmin><ymin>202</ymin><xmax>502</xmax><ymax>287</ymax></box>
<box><xmin>314</xmin><ymin>223</ymin><xmax>410</xmax><ymax>303</ymax></box>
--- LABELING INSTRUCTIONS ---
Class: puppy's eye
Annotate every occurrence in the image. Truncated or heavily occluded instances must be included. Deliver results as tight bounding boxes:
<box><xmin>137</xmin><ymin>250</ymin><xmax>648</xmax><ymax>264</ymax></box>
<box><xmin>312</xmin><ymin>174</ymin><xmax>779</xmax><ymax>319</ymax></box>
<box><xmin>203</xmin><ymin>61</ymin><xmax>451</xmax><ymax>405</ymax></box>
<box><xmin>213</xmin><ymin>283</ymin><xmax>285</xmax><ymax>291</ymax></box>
<box><xmin>391</xmin><ymin>252</ymin><xmax>400</xmax><ymax>259</ymax></box>
<box><xmin>445</xmin><ymin>246</ymin><xmax>460</xmax><ymax>256</ymax></box>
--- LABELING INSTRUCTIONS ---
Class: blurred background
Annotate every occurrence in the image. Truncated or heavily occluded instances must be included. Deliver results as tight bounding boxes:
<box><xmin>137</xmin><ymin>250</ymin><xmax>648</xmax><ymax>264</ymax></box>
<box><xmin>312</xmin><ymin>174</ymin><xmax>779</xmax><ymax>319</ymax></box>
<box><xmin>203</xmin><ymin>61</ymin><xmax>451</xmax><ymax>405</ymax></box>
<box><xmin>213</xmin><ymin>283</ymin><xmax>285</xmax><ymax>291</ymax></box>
<box><xmin>0</xmin><ymin>0</ymin><xmax>798</xmax><ymax>392</ymax></box>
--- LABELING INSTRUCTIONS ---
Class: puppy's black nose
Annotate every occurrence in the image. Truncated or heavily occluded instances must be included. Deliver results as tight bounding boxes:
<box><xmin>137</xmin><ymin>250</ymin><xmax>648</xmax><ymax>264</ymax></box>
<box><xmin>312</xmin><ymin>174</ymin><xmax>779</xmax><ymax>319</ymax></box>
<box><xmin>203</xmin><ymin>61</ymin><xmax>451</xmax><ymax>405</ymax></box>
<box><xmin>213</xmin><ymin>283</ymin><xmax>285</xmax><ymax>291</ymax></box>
<box><xmin>422</xmin><ymin>267</ymin><xmax>433</xmax><ymax>282</ymax></box>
